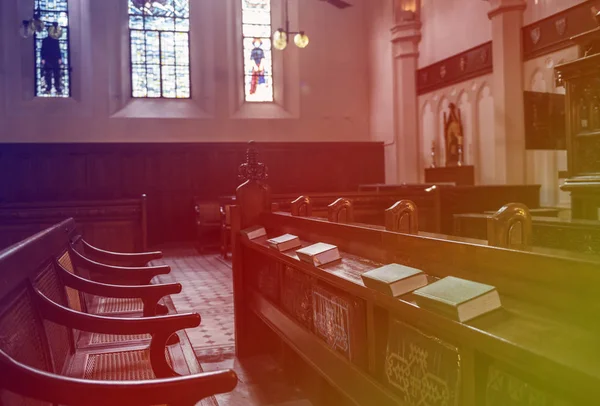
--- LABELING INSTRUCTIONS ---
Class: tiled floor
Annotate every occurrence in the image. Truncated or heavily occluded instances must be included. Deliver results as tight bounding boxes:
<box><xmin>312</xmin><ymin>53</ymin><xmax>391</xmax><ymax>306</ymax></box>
<box><xmin>153</xmin><ymin>245</ymin><xmax>312</xmax><ymax>406</ymax></box>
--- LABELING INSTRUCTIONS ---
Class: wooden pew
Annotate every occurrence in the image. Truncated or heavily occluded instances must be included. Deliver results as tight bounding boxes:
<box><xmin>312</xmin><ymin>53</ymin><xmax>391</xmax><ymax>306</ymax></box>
<box><xmin>0</xmin><ymin>219</ymin><xmax>237</xmax><ymax>405</ymax></box>
<box><xmin>230</xmin><ymin>154</ymin><xmax>600</xmax><ymax>405</ymax></box>
<box><xmin>218</xmin><ymin>184</ymin><xmax>541</xmax><ymax>254</ymax></box>
<box><xmin>454</xmin><ymin>212</ymin><xmax>600</xmax><ymax>255</ymax></box>
<box><xmin>0</xmin><ymin>195</ymin><xmax>149</xmax><ymax>252</ymax></box>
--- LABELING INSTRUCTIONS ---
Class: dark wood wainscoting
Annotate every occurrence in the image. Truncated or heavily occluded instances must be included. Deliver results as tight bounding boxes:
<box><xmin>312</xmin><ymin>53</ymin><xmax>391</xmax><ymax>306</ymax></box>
<box><xmin>0</xmin><ymin>142</ymin><xmax>384</xmax><ymax>246</ymax></box>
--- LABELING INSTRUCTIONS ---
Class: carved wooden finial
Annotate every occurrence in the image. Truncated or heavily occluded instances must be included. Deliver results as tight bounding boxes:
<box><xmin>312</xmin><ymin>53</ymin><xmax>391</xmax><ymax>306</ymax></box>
<box><xmin>238</xmin><ymin>141</ymin><xmax>268</xmax><ymax>181</ymax></box>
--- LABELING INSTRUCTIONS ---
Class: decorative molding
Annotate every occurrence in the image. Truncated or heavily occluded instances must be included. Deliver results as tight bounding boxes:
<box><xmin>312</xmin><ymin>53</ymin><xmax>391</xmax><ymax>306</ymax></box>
<box><xmin>417</xmin><ymin>42</ymin><xmax>492</xmax><ymax>96</ymax></box>
<box><xmin>522</xmin><ymin>2</ymin><xmax>597</xmax><ymax>61</ymax></box>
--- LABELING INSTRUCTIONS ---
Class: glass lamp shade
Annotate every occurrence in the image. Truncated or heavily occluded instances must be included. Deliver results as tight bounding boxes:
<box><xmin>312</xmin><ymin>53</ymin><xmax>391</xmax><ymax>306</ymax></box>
<box><xmin>273</xmin><ymin>29</ymin><xmax>287</xmax><ymax>50</ymax></box>
<box><xmin>294</xmin><ymin>33</ymin><xmax>309</xmax><ymax>48</ymax></box>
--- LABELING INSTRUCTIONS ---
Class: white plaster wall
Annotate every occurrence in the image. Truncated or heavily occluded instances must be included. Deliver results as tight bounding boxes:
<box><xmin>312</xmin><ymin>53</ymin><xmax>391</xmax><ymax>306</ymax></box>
<box><xmin>367</xmin><ymin>0</ymin><xmax>395</xmax><ymax>182</ymax></box>
<box><xmin>419</xmin><ymin>0</ymin><xmax>492</xmax><ymax>68</ymax></box>
<box><xmin>523</xmin><ymin>0</ymin><xmax>587</xmax><ymax>26</ymax></box>
<box><xmin>0</xmin><ymin>0</ymin><xmax>371</xmax><ymax>143</ymax></box>
<box><xmin>523</xmin><ymin>45</ymin><xmax>578</xmax><ymax>207</ymax></box>
<box><xmin>418</xmin><ymin>74</ymin><xmax>493</xmax><ymax>184</ymax></box>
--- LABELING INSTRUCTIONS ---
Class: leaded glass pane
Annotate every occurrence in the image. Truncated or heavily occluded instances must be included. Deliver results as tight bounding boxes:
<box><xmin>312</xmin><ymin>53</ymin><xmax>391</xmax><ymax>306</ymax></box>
<box><xmin>242</xmin><ymin>24</ymin><xmax>272</xmax><ymax>38</ymax></box>
<box><xmin>242</xmin><ymin>0</ymin><xmax>273</xmax><ymax>102</ymax></box>
<box><xmin>128</xmin><ymin>0</ymin><xmax>191</xmax><ymax>98</ymax></box>
<box><xmin>34</xmin><ymin>0</ymin><xmax>71</xmax><ymax>97</ymax></box>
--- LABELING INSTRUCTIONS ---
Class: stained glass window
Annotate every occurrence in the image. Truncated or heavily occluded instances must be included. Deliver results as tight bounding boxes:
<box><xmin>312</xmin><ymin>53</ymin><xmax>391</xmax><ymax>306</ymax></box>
<box><xmin>128</xmin><ymin>0</ymin><xmax>191</xmax><ymax>98</ymax></box>
<box><xmin>34</xmin><ymin>0</ymin><xmax>71</xmax><ymax>98</ymax></box>
<box><xmin>242</xmin><ymin>0</ymin><xmax>273</xmax><ymax>102</ymax></box>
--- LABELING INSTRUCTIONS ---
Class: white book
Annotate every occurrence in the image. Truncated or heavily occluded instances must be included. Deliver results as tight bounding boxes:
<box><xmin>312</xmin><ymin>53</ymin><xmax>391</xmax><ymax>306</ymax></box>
<box><xmin>241</xmin><ymin>225</ymin><xmax>267</xmax><ymax>240</ymax></box>
<box><xmin>267</xmin><ymin>234</ymin><xmax>302</xmax><ymax>252</ymax></box>
<box><xmin>296</xmin><ymin>242</ymin><xmax>341</xmax><ymax>267</ymax></box>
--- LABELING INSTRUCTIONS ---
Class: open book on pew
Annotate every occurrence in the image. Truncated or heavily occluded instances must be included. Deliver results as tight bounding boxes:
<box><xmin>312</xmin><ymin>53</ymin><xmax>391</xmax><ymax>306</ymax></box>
<box><xmin>241</xmin><ymin>225</ymin><xmax>267</xmax><ymax>240</ymax></box>
<box><xmin>361</xmin><ymin>263</ymin><xmax>428</xmax><ymax>297</ymax></box>
<box><xmin>296</xmin><ymin>242</ymin><xmax>340</xmax><ymax>266</ymax></box>
<box><xmin>267</xmin><ymin>234</ymin><xmax>302</xmax><ymax>252</ymax></box>
<box><xmin>414</xmin><ymin>276</ymin><xmax>501</xmax><ymax>322</ymax></box>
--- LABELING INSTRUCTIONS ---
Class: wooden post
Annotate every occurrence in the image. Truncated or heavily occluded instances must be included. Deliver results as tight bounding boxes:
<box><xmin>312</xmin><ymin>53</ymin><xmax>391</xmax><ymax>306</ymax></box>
<box><xmin>235</xmin><ymin>141</ymin><xmax>271</xmax><ymax>229</ymax></box>
<box><xmin>232</xmin><ymin>141</ymin><xmax>271</xmax><ymax>357</ymax></box>
<box><xmin>140</xmin><ymin>194</ymin><xmax>148</xmax><ymax>251</ymax></box>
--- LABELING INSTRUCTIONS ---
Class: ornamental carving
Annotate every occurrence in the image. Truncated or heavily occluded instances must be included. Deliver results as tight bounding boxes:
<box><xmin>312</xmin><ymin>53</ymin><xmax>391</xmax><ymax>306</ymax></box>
<box><xmin>385</xmin><ymin>319</ymin><xmax>461</xmax><ymax>405</ymax></box>
<box><xmin>555</xmin><ymin>17</ymin><xmax>567</xmax><ymax>37</ymax></box>
<box><xmin>238</xmin><ymin>141</ymin><xmax>268</xmax><ymax>181</ymax></box>
<box><xmin>530</xmin><ymin>27</ymin><xmax>541</xmax><ymax>45</ymax></box>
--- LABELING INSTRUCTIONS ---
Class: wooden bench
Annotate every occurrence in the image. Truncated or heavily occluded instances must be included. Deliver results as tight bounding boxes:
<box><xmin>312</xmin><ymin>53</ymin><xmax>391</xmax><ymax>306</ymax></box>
<box><xmin>218</xmin><ymin>184</ymin><xmax>541</xmax><ymax>256</ymax></box>
<box><xmin>454</xmin><ymin>212</ymin><xmax>600</xmax><ymax>255</ymax></box>
<box><xmin>0</xmin><ymin>195</ymin><xmax>149</xmax><ymax>252</ymax></box>
<box><xmin>230</xmin><ymin>165</ymin><xmax>600</xmax><ymax>405</ymax></box>
<box><xmin>0</xmin><ymin>218</ymin><xmax>237</xmax><ymax>405</ymax></box>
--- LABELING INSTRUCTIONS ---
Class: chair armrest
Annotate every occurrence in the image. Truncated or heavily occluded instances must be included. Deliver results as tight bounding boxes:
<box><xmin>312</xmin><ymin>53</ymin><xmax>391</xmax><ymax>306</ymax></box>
<box><xmin>0</xmin><ymin>349</ymin><xmax>238</xmax><ymax>406</ymax></box>
<box><xmin>35</xmin><ymin>289</ymin><xmax>199</xmax><ymax>335</ymax></box>
<box><xmin>80</xmin><ymin>238</ymin><xmax>163</xmax><ymax>267</ymax></box>
<box><xmin>69</xmin><ymin>247</ymin><xmax>170</xmax><ymax>285</ymax></box>
<box><xmin>57</xmin><ymin>263</ymin><xmax>181</xmax><ymax>317</ymax></box>
<box><xmin>35</xmin><ymin>289</ymin><xmax>201</xmax><ymax>377</ymax></box>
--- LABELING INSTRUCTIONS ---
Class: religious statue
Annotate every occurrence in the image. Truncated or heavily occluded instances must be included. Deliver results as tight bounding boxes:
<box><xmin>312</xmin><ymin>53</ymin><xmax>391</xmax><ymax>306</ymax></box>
<box><xmin>443</xmin><ymin>103</ymin><xmax>464</xmax><ymax>167</ymax></box>
<box><xmin>40</xmin><ymin>23</ymin><xmax>63</xmax><ymax>94</ymax></box>
<box><xmin>249</xmin><ymin>37</ymin><xmax>266</xmax><ymax>96</ymax></box>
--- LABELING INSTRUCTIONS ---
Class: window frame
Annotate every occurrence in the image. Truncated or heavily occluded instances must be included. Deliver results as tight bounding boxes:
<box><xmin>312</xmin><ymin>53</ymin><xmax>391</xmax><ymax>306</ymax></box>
<box><xmin>127</xmin><ymin>0</ymin><xmax>192</xmax><ymax>99</ymax></box>
<box><xmin>33</xmin><ymin>0</ymin><xmax>73</xmax><ymax>98</ymax></box>
<box><xmin>241</xmin><ymin>0</ymin><xmax>274</xmax><ymax>103</ymax></box>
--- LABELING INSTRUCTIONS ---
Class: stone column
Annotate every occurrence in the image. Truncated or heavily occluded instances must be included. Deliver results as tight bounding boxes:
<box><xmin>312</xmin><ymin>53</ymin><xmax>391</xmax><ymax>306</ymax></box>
<box><xmin>391</xmin><ymin>8</ymin><xmax>421</xmax><ymax>183</ymax></box>
<box><xmin>488</xmin><ymin>0</ymin><xmax>527</xmax><ymax>184</ymax></box>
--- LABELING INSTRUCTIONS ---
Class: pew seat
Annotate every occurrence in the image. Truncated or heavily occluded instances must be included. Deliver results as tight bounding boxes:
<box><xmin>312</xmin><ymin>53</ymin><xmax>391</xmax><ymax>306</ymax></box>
<box><xmin>0</xmin><ymin>219</ymin><xmax>238</xmax><ymax>405</ymax></box>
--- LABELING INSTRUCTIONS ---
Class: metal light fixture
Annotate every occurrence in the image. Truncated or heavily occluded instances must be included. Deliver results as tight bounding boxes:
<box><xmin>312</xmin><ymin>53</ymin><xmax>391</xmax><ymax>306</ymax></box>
<box><xmin>273</xmin><ymin>0</ymin><xmax>309</xmax><ymax>50</ymax></box>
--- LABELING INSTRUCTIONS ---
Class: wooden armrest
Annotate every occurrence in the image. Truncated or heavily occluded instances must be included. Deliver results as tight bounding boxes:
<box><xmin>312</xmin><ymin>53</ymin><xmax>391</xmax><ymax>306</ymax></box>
<box><xmin>69</xmin><ymin>247</ymin><xmax>170</xmax><ymax>285</ymax></box>
<box><xmin>80</xmin><ymin>238</ymin><xmax>163</xmax><ymax>267</ymax></box>
<box><xmin>57</xmin><ymin>263</ymin><xmax>181</xmax><ymax>317</ymax></box>
<box><xmin>35</xmin><ymin>289</ymin><xmax>201</xmax><ymax>377</ymax></box>
<box><xmin>35</xmin><ymin>289</ymin><xmax>199</xmax><ymax>335</ymax></box>
<box><xmin>1</xmin><ymin>349</ymin><xmax>238</xmax><ymax>406</ymax></box>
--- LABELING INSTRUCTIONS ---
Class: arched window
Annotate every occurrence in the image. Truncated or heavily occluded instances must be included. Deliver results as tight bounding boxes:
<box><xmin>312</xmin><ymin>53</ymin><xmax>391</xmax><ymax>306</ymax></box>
<box><xmin>128</xmin><ymin>0</ymin><xmax>191</xmax><ymax>98</ymax></box>
<box><xmin>34</xmin><ymin>0</ymin><xmax>71</xmax><ymax>98</ymax></box>
<box><xmin>242</xmin><ymin>0</ymin><xmax>273</xmax><ymax>102</ymax></box>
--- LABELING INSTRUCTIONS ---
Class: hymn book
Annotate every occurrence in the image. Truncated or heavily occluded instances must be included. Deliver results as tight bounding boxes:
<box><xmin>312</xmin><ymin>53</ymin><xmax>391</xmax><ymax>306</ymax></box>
<box><xmin>413</xmin><ymin>276</ymin><xmax>501</xmax><ymax>322</ymax></box>
<box><xmin>267</xmin><ymin>234</ymin><xmax>302</xmax><ymax>252</ymax></box>
<box><xmin>296</xmin><ymin>243</ymin><xmax>341</xmax><ymax>267</ymax></box>
<box><xmin>241</xmin><ymin>225</ymin><xmax>267</xmax><ymax>240</ymax></box>
<box><xmin>361</xmin><ymin>263</ymin><xmax>428</xmax><ymax>297</ymax></box>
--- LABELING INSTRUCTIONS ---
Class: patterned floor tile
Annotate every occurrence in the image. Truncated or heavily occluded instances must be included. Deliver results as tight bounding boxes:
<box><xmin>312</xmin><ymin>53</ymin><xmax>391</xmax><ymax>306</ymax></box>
<box><xmin>152</xmin><ymin>246</ymin><xmax>312</xmax><ymax>406</ymax></box>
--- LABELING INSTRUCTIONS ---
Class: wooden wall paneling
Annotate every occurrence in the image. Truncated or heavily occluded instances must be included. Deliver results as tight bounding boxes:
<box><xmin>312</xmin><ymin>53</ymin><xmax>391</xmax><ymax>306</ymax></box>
<box><xmin>0</xmin><ymin>142</ymin><xmax>385</xmax><ymax>245</ymax></box>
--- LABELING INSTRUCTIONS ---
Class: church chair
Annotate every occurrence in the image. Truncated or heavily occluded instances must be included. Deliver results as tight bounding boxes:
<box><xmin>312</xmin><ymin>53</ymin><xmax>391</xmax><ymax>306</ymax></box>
<box><xmin>221</xmin><ymin>203</ymin><xmax>232</xmax><ymax>259</ymax></box>
<box><xmin>0</xmin><ymin>220</ymin><xmax>238</xmax><ymax>405</ymax></box>
<box><xmin>194</xmin><ymin>200</ymin><xmax>222</xmax><ymax>254</ymax></box>
<box><xmin>74</xmin><ymin>235</ymin><xmax>163</xmax><ymax>267</ymax></box>
<box><xmin>0</xmin><ymin>349</ymin><xmax>237</xmax><ymax>406</ymax></box>
<box><xmin>57</xmin><ymin>246</ymin><xmax>173</xmax><ymax>318</ymax></box>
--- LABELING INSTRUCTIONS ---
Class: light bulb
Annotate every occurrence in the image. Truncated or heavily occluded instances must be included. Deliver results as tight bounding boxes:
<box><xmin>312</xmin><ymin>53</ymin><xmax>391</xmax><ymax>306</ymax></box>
<box><xmin>294</xmin><ymin>33</ymin><xmax>309</xmax><ymax>48</ymax></box>
<box><xmin>273</xmin><ymin>29</ymin><xmax>287</xmax><ymax>50</ymax></box>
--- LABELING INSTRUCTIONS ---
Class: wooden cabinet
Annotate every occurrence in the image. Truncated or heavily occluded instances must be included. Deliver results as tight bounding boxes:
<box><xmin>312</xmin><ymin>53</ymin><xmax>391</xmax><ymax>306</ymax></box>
<box><xmin>555</xmin><ymin>28</ymin><xmax>600</xmax><ymax>220</ymax></box>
